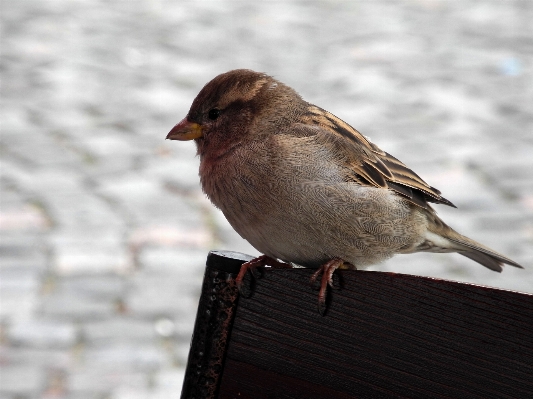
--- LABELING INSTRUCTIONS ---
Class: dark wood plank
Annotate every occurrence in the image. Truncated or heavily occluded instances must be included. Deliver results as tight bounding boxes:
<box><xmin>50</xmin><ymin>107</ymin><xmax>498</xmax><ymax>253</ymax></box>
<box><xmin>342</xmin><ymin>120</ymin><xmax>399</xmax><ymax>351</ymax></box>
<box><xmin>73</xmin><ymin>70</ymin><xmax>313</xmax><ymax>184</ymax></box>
<box><xmin>219</xmin><ymin>265</ymin><xmax>533</xmax><ymax>398</ymax></box>
<box><xmin>220</xmin><ymin>358</ymin><xmax>357</xmax><ymax>399</ymax></box>
<box><xmin>182</xmin><ymin>251</ymin><xmax>533</xmax><ymax>399</ymax></box>
<box><xmin>180</xmin><ymin>251</ymin><xmax>252</xmax><ymax>399</ymax></box>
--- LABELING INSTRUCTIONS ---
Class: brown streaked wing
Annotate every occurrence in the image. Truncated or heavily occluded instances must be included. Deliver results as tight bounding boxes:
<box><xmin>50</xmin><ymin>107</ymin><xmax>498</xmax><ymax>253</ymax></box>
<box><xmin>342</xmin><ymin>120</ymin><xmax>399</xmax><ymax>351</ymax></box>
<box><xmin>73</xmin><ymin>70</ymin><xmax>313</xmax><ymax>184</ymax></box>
<box><xmin>298</xmin><ymin>105</ymin><xmax>456</xmax><ymax>209</ymax></box>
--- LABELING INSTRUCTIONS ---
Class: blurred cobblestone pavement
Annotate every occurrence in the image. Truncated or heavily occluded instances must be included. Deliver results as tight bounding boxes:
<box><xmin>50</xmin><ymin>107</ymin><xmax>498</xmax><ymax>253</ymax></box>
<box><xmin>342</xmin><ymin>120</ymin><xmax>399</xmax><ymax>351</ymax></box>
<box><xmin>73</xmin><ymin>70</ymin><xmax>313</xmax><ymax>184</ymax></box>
<box><xmin>1</xmin><ymin>0</ymin><xmax>532</xmax><ymax>397</ymax></box>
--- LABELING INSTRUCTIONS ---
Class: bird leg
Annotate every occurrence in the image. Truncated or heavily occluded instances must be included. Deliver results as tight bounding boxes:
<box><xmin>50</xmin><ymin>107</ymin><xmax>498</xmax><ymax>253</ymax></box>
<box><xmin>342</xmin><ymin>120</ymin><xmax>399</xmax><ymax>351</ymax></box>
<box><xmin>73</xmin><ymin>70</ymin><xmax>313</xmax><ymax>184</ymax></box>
<box><xmin>311</xmin><ymin>257</ymin><xmax>354</xmax><ymax>315</ymax></box>
<box><xmin>236</xmin><ymin>255</ymin><xmax>291</xmax><ymax>297</ymax></box>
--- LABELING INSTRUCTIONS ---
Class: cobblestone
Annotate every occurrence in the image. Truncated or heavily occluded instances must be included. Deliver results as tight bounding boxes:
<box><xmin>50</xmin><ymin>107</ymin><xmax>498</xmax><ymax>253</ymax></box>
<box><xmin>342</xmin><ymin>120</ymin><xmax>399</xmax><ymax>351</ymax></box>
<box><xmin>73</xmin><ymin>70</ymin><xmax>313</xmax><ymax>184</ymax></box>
<box><xmin>1</xmin><ymin>0</ymin><xmax>532</xmax><ymax>397</ymax></box>
<box><xmin>126</xmin><ymin>273</ymin><xmax>201</xmax><ymax>317</ymax></box>
<box><xmin>68</xmin><ymin>369</ymin><xmax>148</xmax><ymax>396</ymax></box>
<box><xmin>8</xmin><ymin>319</ymin><xmax>78</xmax><ymax>349</ymax></box>
<box><xmin>0</xmin><ymin>365</ymin><xmax>46</xmax><ymax>397</ymax></box>
<box><xmin>40</xmin><ymin>292</ymin><xmax>116</xmax><ymax>321</ymax></box>
<box><xmin>57</xmin><ymin>274</ymin><xmax>127</xmax><ymax>301</ymax></box>
<box><xmin>82</xmin><ymin>318</ymin><xmax>157</xmax><ymax>345</ymax></box>
<box><xmin>0</xmin><ymin>347</ymin><xmax>72</xmax><ymax>369</ymax></box>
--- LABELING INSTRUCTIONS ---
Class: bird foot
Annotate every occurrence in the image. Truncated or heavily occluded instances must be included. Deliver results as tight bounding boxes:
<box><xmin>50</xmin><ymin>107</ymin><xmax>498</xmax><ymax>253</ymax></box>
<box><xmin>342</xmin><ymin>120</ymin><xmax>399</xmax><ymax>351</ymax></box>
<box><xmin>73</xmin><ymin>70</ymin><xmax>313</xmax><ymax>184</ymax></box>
<box><xmin>310</xmin><ymin>258</ymin><xmax>354</xmax><ymax>315</ymax></box>
<box><xmin>236</xmin><ymin>255</ymin><xmax>291</xmax><ymax>297</ymax></box>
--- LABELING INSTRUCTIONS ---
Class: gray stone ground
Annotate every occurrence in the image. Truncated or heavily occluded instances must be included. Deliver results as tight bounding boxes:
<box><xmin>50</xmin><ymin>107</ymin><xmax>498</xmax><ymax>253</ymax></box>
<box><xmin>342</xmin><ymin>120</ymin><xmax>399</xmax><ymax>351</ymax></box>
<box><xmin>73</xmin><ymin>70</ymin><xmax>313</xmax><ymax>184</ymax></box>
<box><xmin>1</xmin><ymin>0</ymin><xmax>532</xmax><ymax>397</ymax></box>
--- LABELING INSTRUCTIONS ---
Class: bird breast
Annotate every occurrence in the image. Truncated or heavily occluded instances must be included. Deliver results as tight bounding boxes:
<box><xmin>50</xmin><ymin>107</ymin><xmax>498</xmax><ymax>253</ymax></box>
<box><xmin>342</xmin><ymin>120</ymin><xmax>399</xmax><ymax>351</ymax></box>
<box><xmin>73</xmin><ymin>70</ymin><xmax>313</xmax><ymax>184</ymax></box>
<box><xmin>198</xmin><ymin>136</ymin><xmax>427</xmax><ymax>267</ymax></box>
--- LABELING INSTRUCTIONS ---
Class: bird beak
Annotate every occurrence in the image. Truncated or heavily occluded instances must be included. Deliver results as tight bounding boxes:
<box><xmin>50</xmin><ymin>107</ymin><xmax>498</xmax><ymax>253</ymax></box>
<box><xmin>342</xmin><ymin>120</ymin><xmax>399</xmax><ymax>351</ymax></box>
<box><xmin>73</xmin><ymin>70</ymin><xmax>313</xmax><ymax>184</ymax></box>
<box><xmin>166</xmin><ymin>118</ymin><xmax>203</xmax><ymax>140</ymax></box>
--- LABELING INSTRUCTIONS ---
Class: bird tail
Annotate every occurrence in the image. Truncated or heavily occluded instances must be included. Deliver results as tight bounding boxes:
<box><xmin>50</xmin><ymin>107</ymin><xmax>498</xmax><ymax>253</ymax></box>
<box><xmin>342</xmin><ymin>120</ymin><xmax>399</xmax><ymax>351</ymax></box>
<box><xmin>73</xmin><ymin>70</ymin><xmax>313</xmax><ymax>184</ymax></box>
<box><xmin>418</xmin><ymin>211</ymin><xmax>523</xmax><ymax>272</ymax></box>
<box><xmin>445</xmin><ymin>234</ymin><xmax>523</xmax><ymax>272</ymax></box>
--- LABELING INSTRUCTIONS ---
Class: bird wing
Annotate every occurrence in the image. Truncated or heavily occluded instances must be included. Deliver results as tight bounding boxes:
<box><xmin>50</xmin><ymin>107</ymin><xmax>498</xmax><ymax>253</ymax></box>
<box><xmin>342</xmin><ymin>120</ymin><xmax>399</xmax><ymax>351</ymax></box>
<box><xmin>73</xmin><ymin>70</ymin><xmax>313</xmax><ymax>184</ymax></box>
<box><xmin>293</xmin><ymin>105</ymin><xmax>455</xmax><ymax>209</ymax></box>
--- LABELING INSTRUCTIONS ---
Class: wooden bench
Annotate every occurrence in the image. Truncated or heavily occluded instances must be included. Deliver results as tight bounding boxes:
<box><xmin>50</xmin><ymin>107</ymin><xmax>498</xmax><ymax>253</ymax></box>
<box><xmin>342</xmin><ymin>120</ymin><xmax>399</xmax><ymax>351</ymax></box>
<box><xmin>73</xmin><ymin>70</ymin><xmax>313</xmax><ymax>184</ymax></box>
<box><xmin>181</xmin><ymin>251</ymin><xmax>533</xmax><ymax>398</ymax></box>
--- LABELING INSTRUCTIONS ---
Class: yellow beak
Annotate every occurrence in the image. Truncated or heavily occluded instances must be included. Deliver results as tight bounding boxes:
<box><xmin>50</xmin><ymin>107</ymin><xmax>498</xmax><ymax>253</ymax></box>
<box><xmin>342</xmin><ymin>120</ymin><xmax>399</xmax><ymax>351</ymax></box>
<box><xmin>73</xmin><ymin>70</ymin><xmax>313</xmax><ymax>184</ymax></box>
<box><xmin>166</xmin><ymin>118</ymin><xmax>203</xmax><ymax>140</ymax></box>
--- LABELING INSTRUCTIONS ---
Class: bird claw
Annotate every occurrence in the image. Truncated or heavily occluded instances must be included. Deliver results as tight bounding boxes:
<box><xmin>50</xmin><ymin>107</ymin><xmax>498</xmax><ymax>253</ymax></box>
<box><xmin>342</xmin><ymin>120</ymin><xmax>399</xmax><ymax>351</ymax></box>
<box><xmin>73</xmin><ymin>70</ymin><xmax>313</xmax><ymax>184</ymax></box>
<box><xmin>237</xmin><ymin>255</ymin><xmax>351</xmax><ymax>315</ymax></box>
<box><xmin>235</xmin><ymin>255</ymin><xmax>290</xmax><ymax>297</ymax></box>
<box><xmin>310</xmin><ymin>258</ymin><xmax>352</xmax><ymax>315</ymax></box>
<box><xmin>238</xmin><ymin>269</ymin><xmax>254</xmax><ymax>298</ymax></box>
<box><xmin>330</xmin><ymin>272</ymin><xmax>342</xmax><ymax>290</ymax></box>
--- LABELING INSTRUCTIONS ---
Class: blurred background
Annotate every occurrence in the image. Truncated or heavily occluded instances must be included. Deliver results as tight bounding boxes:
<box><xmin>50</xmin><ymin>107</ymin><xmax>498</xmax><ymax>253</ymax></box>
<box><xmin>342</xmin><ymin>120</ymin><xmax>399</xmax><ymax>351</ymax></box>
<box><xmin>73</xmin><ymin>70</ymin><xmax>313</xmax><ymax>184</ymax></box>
<box><xmin>1</xmin><ymin>0</ymin><xmax>532</xmax><ymax>397</ymax></box>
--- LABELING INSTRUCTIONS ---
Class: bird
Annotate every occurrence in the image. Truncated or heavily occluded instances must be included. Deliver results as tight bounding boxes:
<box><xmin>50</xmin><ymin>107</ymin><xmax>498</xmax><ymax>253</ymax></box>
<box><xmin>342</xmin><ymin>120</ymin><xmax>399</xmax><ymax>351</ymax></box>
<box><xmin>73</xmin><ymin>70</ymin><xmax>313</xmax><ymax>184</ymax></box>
<box><xmin>166</xmin><ymin>69</ymin><xmax>523</xmax><ymax>314</ymax></box>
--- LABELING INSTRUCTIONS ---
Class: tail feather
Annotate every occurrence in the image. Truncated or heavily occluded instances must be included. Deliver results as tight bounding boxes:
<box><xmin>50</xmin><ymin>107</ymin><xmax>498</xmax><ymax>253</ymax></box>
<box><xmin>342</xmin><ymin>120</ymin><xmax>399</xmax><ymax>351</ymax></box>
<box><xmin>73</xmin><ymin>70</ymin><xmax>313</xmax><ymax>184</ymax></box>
<box><xmin>446</xmin><ymin>236</ymin><xmax>523</xmax><ymax>271</ymax></box>
<box><xmin>423</xmin><ymin>212</ymin><xmax>523</xmax><ymax>271</ymax></box>
<box><xmin>459</xmin><ymin>251</ymin><xmax>505</xmax><ymax>272</ymax></box>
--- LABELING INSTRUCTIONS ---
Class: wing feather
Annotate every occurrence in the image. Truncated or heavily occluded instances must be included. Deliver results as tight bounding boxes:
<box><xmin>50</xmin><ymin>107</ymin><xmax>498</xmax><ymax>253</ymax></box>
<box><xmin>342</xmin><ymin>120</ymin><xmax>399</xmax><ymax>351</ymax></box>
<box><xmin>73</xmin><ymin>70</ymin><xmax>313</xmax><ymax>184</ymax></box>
<box><xmin>295</xmin><ymin>105</ymin><xmax>456</xmax><ymax>209</ymax></box>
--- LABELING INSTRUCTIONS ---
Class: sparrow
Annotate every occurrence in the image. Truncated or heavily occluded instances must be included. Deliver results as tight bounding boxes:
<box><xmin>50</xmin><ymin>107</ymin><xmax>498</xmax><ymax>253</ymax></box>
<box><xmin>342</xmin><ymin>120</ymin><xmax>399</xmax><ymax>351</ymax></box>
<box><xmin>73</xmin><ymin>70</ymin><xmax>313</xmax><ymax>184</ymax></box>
<box><xmin>166</xmin><ymin>69</ymin><xmax>523</xmax><ymax>314</ymax></box>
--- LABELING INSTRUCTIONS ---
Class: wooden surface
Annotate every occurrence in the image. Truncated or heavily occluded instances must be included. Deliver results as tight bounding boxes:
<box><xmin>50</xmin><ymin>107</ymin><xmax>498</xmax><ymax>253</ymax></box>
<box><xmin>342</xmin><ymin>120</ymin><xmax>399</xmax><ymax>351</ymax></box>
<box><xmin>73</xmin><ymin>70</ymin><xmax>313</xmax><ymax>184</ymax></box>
<box><xmin>180</xmin><ymin>251</ymin><xmax>252</xmax><ymax>398</ymax></box>
<box><xmin>182</xmin><ymin>251</ymin><xmax>533</xmax><ymax>399</ymax></box>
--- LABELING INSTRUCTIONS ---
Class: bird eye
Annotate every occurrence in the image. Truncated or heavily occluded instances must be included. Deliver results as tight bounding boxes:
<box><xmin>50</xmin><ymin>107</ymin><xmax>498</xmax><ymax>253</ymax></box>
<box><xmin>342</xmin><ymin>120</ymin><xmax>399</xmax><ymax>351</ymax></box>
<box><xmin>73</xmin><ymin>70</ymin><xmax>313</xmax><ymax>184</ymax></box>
<box><xmin>208</xmin><ymin>108</ymin><xmax>220</xmax><ymax>120</ymax></box>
